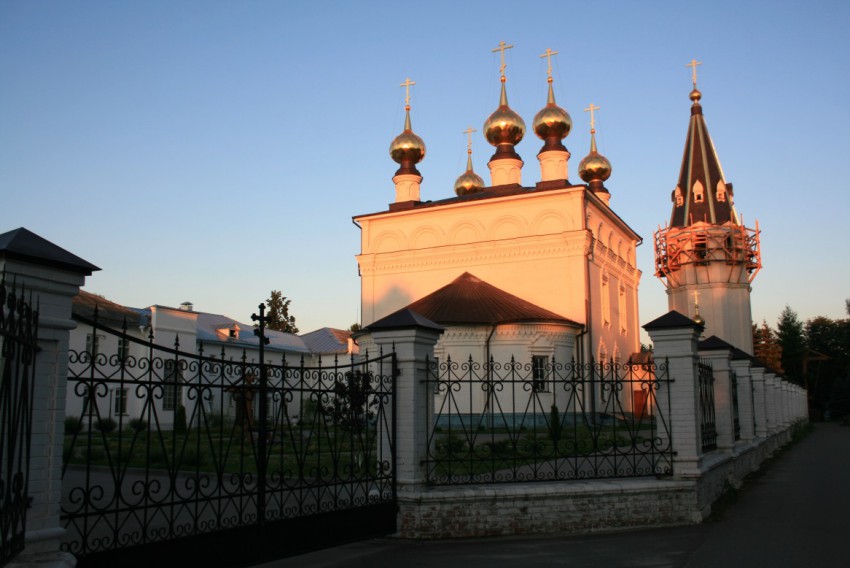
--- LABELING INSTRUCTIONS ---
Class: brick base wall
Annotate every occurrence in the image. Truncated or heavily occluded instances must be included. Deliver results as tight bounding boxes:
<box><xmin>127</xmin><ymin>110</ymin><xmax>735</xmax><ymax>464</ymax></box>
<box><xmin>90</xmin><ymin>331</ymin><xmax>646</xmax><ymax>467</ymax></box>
<box><xmin>398</xmin><ymin>479</ymin><xmax>701</xmax><ymax>539</ymax></box>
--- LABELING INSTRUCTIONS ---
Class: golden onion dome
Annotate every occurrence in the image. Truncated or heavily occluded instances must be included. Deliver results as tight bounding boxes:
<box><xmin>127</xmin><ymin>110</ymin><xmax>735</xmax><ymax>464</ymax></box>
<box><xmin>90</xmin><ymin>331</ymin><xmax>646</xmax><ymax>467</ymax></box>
<box><xmin>579</xmin><ymin>130</ymin><xmax>612</xmax><ymax>183</ymax></box>
<box><xmin>533</xmin><ymin>80</ymin><xmax>572</xmax><ymax>143</ymax></box>
<box><xmin>693</xmin><ymin>311</ymin><xmax>706</xmax><ymax>327</ymax></box>
<box><xmin>389</xmin><ymin>107</ymin><xmax>426</xmax><ymax>169</ymax></box>
<box><xmin>483</xmin><ymin>80</ymin><xmax>526</xmax><ymax>148</ymax></box>
<box><xmin>454</xmin><ymin>152</ymin><xmax>485</xmax><ymax>196</ymax></box>
<box><xmin>689</xmin><ymin>87</ymin><xmax>702</xmax><ymax>103</ymax></box>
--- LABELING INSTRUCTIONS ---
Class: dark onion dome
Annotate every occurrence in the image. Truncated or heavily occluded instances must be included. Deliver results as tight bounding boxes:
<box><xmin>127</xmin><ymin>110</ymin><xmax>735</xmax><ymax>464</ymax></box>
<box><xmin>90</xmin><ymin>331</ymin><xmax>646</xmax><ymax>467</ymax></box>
<box><xmin>483</xmin><ymin>78</ymin><xmax>525</xmax><ymax>158</ymax></box>
<box><xmin>389</xmin><ymin>106</ymin><xmax>426</xmax><ymax>175</ymax></box>
<box><xmin>454</xmin><ymin>152</ymin><xmax>485</xmax><ymax>196</ymax></box>
<box><xmin>533</xmin><ymin>79</ymin><xmax>571</xmax><ymax>152</ymax></box>
<box><xmin>579</xmin><ymin>129</ymin><xmax>612</xmax><ymax>185</ymax></box>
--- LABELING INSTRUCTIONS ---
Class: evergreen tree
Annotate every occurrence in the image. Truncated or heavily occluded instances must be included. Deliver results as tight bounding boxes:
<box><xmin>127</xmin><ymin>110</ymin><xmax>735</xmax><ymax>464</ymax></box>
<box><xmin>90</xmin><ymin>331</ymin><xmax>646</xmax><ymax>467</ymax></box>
<box><xmin>752</xmin><ymin>320</ymin><xmax>783</xmax><ymax>374</ymax></box>
<box><xmin>264</xmin><ymin>290</ymin><xmax>299</xmax><ymax>334</ymax></box>
<box><xmin>777</xmin><ymin>305</ymin><xmax>806</xmax><ymax>385</ymax></box>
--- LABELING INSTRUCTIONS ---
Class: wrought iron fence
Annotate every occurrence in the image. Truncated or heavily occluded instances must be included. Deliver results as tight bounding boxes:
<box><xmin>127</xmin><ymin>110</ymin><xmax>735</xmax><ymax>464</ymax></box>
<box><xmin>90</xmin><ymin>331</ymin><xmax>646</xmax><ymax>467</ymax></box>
<box><xmin>698</xmin><ymin>360</ymin><xmax>717</xmax><ymax>452</ymax></box>
<box><xmin>62</xmin><ymin>309</ymin><xmax>396</xmax><ymax>563</ymax></box>
<box><xmin>0</xmin><ymin>277</ymin><xmax>39</xmax><ymax>566</ymax></box>
<box><xmin>424</xmin><ymin>355</ymin><xmax>673</xmax><ymax>485</ymax></box>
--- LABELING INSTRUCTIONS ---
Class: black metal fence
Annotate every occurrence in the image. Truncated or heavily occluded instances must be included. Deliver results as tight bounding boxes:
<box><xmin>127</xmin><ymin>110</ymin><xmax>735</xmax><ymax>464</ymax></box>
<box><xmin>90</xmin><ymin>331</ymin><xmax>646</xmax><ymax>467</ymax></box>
<box><xmin>698</xmin><ymin>360</ymin><xmax>717</xmax><ymax>452</ymax></box>
<box><xmin>0</xmin><ymin>277</ymin><xmax>39</xmax><ymax>566</ymax></box>
<box><xmin>62</xmin><ymin>308</ymin><xmax>396</xmax><ymax>566</ymax></box>
<box><xmin>424</xmin><ymin>355</ymin><xmax>673</xmax><ymax>485</ymax></box>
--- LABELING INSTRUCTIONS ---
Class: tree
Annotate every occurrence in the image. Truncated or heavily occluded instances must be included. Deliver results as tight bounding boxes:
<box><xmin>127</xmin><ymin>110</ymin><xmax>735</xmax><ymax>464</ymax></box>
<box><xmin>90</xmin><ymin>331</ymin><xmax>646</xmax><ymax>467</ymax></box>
<box><xmin>348</xmin><ymin>322</ymin><xmax>361</xmax><ymax>333</ymax></box>
<box><xmin>805</xmin><ymin>315</ymin><xmax>850</xmax><ymax>418</ymax></box>
<box><xmin>752</xmin><ymin>321</ymin><xmax>783</xmax><ymax>374</ymax></box>
<box><xmin>264</xmin><ymin>290</ymin><xmax>299</xmax><ymax>334</ymax></box>
<box><xmin>777</xmin><ymin>305</ymin><xmax>806</xmax><ymax>385</ymax></box>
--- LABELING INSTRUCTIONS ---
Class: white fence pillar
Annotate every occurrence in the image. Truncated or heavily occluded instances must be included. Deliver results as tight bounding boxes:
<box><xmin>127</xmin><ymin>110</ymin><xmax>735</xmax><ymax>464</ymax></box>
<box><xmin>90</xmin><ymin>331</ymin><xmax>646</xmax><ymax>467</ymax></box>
<box><xmin>644</xmin><ymin>311</ymin><xmax>704</xmax><ymax>478</ymax></box>
<box><xmin>1</xmin><ymin>228</ymin><xmax>98</xmax><ymax>568</ymax></box>
<box><xmin>750</xmin><ymin>365</ymin><xmax>768</xmax><ymax>439</ymax></box>
<box><xmin>730</xmin><ymin>356</ymin><xmax>755</xmax><ymax>443</ymax></box>
<box><xmin>367</xmin><ymin>310</ymin><xmax>443</xmax><ymax>490</ymax></box>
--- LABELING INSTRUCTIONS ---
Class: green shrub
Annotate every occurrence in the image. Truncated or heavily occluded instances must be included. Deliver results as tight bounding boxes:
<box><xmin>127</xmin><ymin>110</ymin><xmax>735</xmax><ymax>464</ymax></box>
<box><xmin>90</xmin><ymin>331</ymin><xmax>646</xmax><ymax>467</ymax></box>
<box><xmin>95</xmin><ymin>418</ymin><xmax>117</xmax><ymax>433</ymax></box>
<box><xmin>127</xmin><ymin>418</ymin><xmax>147</xmax><ymax>433</ymax></box>
<box><xmin>65</xmin><ymin>415</ymin><xmax>83</xmax><ymax>435</ymax></box>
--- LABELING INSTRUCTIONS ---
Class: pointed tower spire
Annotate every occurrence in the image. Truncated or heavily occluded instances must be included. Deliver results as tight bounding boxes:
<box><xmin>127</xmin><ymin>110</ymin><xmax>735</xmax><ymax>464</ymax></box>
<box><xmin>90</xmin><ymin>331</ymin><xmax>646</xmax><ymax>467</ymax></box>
<box><xmin>654</xmin><ymin>62</ymin><xmax>762</xmax><ymax>354</ymax></box>
<box><xmin>669</xmin><ymin>62</ymin><xmax>737</xmax><ymax>227</ymax></box>
<box><xmin>389</xmin><ymin>77</ymin><xmax>426</xmax><ymax>203</ymax></box>
<box><xmin>483</xmin><ymin>41</ymin><xmax>525</xmax><ymax>186</ymax></box>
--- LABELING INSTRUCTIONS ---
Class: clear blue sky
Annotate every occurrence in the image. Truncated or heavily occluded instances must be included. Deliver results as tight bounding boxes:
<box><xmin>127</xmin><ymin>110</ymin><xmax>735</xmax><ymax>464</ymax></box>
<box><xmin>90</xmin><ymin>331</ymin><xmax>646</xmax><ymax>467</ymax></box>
<box><xmin>2</xmin><ymin>0</ymin><xmax>848</xmax><ymax>336</ymax></box>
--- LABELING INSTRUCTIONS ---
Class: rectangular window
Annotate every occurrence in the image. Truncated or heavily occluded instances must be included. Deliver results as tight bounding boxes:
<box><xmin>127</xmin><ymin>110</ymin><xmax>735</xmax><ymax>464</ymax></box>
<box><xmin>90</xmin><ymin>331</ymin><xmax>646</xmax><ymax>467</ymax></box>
<box><xmin>113</xmin><ymin>388</ymin><xmax>128</xmax><ymax>415</ymax></box>
<box><xmin>163</xmin><ymin>360</ymin><xmax>183</xmax><ymax>411</ymax></box>
<box><xmin>532</xmin><ymin>356</ymin><xmax>549</xmax><ymax>392</ymax></box>
<box><xmin>85</xmin><ymin>333</ymin><xmax>102</xmax><ymax>357</ymax></box>
<box><xmin>117</xmin><ymin>337</ymin><xmax>130</xmax><ymax>362</ymax></box>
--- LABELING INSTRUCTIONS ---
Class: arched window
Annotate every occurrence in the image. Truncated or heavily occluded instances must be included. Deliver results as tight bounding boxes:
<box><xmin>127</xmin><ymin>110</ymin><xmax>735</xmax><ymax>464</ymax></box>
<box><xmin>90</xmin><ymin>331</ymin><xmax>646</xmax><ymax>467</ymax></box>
<box><xmin>674</xmin><ymin>186</ymin><xmax>683</xmax><ymax>207</ymax></box>
<box><xmin>601</xmin><ymin>272</ymin><xmax>611</xmax><ymax>327</ymax></box>
<box><xmin>693</xmin><ymin>180</ymin><xmax>704</xmax><ymax>203</ymax></box>
<box><xmin>716</xmin><ymin>181</ymin><xmax>727</xmax><ymax>202</ymax></box>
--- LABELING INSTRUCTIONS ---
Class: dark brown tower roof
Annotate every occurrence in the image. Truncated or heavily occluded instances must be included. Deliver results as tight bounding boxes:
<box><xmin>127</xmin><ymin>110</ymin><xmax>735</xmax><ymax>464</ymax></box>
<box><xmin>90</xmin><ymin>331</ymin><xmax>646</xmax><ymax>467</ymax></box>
<box><xmin>405</xmin><ymin>272</ymin><xmax>580</xmax><ymax>327</ymax></box>
<box><xmin>669</xmin><ymin>93</ymin><xmax>739</xmax><ymax>228</ymax></box>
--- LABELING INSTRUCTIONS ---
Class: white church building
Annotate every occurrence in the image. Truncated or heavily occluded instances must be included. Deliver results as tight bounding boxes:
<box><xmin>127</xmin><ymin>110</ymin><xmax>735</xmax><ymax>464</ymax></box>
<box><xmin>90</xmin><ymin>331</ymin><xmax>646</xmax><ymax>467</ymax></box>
<box><xmin>354</xmin><ymin>47</ymin><xmax>642</xmax><ymax>374</ymax></box>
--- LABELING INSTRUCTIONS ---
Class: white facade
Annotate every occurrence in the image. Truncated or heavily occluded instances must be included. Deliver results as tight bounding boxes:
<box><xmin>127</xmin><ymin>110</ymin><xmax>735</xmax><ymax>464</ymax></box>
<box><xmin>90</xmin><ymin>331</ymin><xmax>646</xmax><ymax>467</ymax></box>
<box><xmin>355</xmin><ymin>184</ymin><xmax>642</xmax><ymax>364</ymax></box>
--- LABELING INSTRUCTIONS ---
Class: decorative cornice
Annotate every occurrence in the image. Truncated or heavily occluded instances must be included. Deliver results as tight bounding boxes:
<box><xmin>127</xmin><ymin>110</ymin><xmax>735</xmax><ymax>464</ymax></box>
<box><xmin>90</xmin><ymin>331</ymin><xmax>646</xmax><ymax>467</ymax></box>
<box><xmin>357</xmin><ymin>232</ymin><xmax>591</xmax><ymax>277</ymax></box>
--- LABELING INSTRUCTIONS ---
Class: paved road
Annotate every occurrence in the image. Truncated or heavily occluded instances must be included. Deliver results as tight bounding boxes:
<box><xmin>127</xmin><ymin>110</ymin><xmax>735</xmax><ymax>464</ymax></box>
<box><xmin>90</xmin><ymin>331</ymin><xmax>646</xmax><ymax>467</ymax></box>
<box><xmin>260</xmin><ymin>422</ymin><xmax>849</xmax><ymax>568</ymax></box>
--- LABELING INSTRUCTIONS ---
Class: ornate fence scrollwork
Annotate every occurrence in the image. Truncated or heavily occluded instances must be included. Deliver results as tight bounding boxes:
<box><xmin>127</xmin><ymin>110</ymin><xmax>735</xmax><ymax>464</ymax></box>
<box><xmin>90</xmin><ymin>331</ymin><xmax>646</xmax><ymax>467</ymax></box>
<box><xmin>61</xmin><ymin>308</ymin><xmax>395</xmax><ymax>563</ymax></box>
<box><xmin>424</xmin><ymin>355</ymin><xmax>673</xmax><ymax>485</ymax></box>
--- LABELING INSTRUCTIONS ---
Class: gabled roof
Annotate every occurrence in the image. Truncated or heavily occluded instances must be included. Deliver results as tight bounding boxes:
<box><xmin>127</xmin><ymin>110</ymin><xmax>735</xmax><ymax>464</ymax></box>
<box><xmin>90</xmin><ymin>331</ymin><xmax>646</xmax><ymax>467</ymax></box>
<box><xmin>643</xmin><ymin>310</ymin><xmax>701</xmax><ymax>331</ymax></box>
<box><xmin>669</xmin><ymin>93</ymin><xmax>739</xmax><ymax>228</ymax></box>
<box><xmin>365</xmin><ymin>308</ymin><xmax>444</xmax><ymax>332</ymax></box>
<box><xmin>301</xmin><ymin>327</ymin><xmax>354</xmax><ymax>355</ymax></box>
<box><xmin>403</xmin><ymin>272</ymin><xmax>580</xmax><ymax>327</ymax></box>
<box><xmin>0</xmin><ymin>227</ymin><xmax>99</xmax><ymax>274</ymax></box>
<box><xmin>73</xmin><ymin>290</ymin><xmax>142</xmax><ymax>327</ymax></box>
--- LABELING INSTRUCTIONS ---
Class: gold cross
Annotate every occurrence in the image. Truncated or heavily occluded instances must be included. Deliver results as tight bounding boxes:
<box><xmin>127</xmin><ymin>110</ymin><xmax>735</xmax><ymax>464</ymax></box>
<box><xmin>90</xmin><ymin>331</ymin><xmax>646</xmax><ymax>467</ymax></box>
<box><xmin>492</xmin><ymin>41</ymin><xmax>514</xmax><ymax>77</ymax></box>
<box><xmin>693</xmin><ymin>289</ymin><xmax>700</xmax><ymax>307</ymax></box>
<box><xmin>584</xmin><ymin>103</ymin><xmax>600</xmax><ymax>131</ymax></box>
<box><xmin>686</xmin><ymin>59</ymin><xmax>702</xmax><ymax>87</ymax></box>
<box><xmin>400</xmin><ymin>77</ymin><xmax>416</xmax><ymax>107</ymax></box>
<box><xmin>540</xmin><ymin>48</ymin><xmax>558</xmax><ymax>78</ymax></box>
<box><xmin>463</xmin><ymin>127</ymin><xmax>476</xmax><ymax>152</ymax></box>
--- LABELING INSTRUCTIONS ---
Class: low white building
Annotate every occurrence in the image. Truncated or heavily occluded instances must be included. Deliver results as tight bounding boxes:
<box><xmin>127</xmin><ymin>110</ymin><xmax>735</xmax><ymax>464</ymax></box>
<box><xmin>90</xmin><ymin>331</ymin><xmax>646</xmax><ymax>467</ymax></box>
<box><xmin>67</xmin><ymin>291</ymin><xmax>352</xmax><ymax>428</ymax></box>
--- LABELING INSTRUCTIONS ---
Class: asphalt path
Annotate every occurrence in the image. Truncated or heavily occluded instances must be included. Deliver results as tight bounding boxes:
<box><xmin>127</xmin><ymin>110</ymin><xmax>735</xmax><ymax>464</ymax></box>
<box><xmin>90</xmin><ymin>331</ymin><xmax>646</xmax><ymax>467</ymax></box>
<box><xmin>261</xmin><ymin>422</ymin><xmax>850</xmax><ymax>568</ymax></box>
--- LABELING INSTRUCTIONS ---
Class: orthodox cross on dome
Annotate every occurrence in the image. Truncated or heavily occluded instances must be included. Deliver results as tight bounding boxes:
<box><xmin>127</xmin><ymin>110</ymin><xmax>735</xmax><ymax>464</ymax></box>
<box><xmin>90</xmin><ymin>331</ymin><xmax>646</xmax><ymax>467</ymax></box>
<box><xmin>540</xmin><ymin>48</ymin><xmax>558</xmax><ymax>80</ymax></box>
<box><xmin>693</xmin><ymin>289</ymin><xmax>700</xmax><ymax>308</ymax></box>
<box><xmin>400</xmin><ymin>77</ymin><xmax>416</xmax><ymax>109</ymax></box>
<box><xmin>464</xmin><ymin>126</ymin><xmax>476</xmax><ymax>153</ymax></box>
<box><xmin>492</xmin><ymin>41</ymin><xmax>514</xmax><ymax>79</ymax></box>
<box><xmin>686</xmin><ymin>59</ymin><xmax>702</xmax><ymax>87</ymax></box>
<box><xmin>584</xmin><ymin>103</ymin><xmax>600</xmax><ymax>133</ymax></box>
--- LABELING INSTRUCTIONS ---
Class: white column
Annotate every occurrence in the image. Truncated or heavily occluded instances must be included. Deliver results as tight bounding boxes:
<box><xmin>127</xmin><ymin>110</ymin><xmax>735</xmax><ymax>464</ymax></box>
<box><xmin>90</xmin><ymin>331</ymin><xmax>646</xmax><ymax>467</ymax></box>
<box><xmin>764</xmin><ymin>372</ymin><xmax>777</xmax><ymax>435</ymax></box>
<box><xmin>730</xmin><ymin>358</ymin><xmax>755</xmax><ymax>442</ymax></box>
<box><xmin>645</xmin><ymin>317</ymin><xmax>703</xmax><ymax>477</ymax></box>
<box><xmin>750</xmin><ymin>366</ymin><xmax>768</xmax><ymax>439</ymax></box>
<box><xmin>370</xmin><ymin>323</ymin><xmax>442</xmax><ymax>489</ymax></box>
<box><xmin>2</xmin><ymin>246</ymin><xmax>95</xmax><ymax>567</ymax></box>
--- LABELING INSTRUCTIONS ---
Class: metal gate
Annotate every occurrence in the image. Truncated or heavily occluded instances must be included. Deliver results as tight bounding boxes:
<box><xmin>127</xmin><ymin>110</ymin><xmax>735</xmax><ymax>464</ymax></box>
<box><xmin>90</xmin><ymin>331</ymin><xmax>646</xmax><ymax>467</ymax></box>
<box><xmin>61</xmin><ymin>305</ymin><xmax>396</xmax><ymax>567</ymax></box>
<box><xmin>0</xmin><ymin>278</ymin><xmax>39</xmax><ymax>566</ymax></box>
